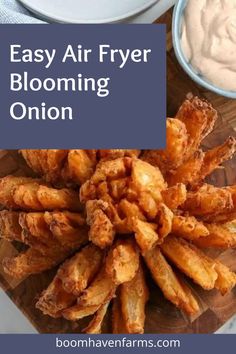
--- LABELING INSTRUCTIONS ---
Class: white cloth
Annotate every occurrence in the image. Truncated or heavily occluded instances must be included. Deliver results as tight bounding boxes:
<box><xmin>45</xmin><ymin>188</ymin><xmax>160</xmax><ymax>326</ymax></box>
<box><xmin>0</xmin><ymin>0</ymin><xmax>46</xmax><ymax>23</ymax></box>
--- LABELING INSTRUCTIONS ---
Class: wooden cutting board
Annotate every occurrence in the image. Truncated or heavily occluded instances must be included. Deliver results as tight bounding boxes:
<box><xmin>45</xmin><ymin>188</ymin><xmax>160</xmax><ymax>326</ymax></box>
<box><xmin>0</xmin><ymin>8</ymin><xmax>236</xmax><ymax>334</ymax></box>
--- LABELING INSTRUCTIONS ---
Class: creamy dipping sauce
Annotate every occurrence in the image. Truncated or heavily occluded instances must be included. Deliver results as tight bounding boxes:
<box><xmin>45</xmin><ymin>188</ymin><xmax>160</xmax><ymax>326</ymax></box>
<box><xmin>181</xmin><ymin>0</ymin><xmax>236</xmax><ymax>91</ymax></box>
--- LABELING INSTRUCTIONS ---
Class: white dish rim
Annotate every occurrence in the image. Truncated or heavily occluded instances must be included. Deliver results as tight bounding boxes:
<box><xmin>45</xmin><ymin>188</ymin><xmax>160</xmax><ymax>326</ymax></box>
<box><xmin>18</xmin><ymin>0</ymin><xmax>158</xmax><ymax>23</ymax></box>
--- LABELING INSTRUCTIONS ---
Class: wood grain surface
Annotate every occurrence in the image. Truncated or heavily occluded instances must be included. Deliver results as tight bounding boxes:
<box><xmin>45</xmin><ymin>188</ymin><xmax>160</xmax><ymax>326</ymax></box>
<box><xmin>0</xmin><ymin>9</ymin><xmax>236</xmax><ymax>333</ymax></box>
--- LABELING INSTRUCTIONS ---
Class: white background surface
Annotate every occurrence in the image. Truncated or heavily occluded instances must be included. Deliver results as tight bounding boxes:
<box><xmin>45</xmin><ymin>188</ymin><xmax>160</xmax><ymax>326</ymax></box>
<box><xmin>0</xmin><ymin>0</ymin><xmax>235</xmax><ymax>334</ymax></box>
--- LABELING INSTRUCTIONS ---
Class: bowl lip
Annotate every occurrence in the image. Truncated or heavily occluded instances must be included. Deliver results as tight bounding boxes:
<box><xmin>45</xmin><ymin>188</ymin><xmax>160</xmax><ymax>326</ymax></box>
<box><xmin>172</xmin><ymin>0</ymin><xmax>236</xmax><ymax>100</ymax></box>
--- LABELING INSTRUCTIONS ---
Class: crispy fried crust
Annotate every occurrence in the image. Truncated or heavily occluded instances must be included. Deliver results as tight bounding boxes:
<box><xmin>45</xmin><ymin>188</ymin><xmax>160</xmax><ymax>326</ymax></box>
<box><xmin>183</xmin><ymin>184</ymin><xmax>234</xmax><ymax>217</ymax></box>
<box><xmin>161</xmin><ymin>184</ymin><xmax>187</xmax><ymax>210</ymax></box>
<box><xmin>57</xmin><ymin>244</ymin><xmax>103</xmax><ymax>295</ymax></box>
<box><xmin>143</xmin><ymin>97</ymin><xmax>217</xmax><ymax>176</ymax></box>
<box><xmin>79</xmin><ymin>266</ymin><xmax>116</xmax><ymax>307</ymax></box>
<box><xmin>62</xmin><ymin>150</ymin><xmax>97</xmax><ymax>185</ymax></box>
<box><xmin>91</xmin><ymin>157</ymin><xmax>130</xmax><ymax>185</ymax></box>
<box><xmin>99</xmin><ymin>150</ymin><xmax>140</xmax><ymax>160</ymax></box>
<box><xmin>167</xmin><ymin>150</ymin><xmax>205</xmax><ymax>187</ymax></box>
<box><xmin>20</xmin><ymin>150</ymin><xmax>68</xmax><ymax>183</ymax></box>
<box><xmin>199</xmin><ymin>137</ymin><xmax>236</xmax><ymax>183</ymax></box>
<box><xmin>172</xmin><ymin>215</ymin><xmax>209</xmax><ymax>240</ymax></box>
<box><xmin>214</xmin><ymin>261</ymin><xmax>236</xmax><ymax>295</ymax></box>
<box><xmin>161</xmin><ymin>237</ymin><xmax>218</xmax><ymax>290</ymax></box>
<box><xmin>105</xmin><ymin>238</ymin><xmax>139</xmax><ymax>284</ymax></box>
<box><xmin>2</xmin><ymin>98</ymin><xmax>235</xmax><ymax>332</ymax></box>
<box><xmin>205</xmin><ymin>211</ymin><xmax>236</xmax><ymax>224</ymax></box>
<box><xmin>4</xmin><ymin>210</ymin><xmax>87</xmax><ymax>249</ymax></box>
<box><xmin>2</xmin><ymin>247</ymin><xmax>69</xmax><ymax>279</ymax></box>
<box><xmin>118</xmin><ymin>199</ymin><xmax>145</xmax><ymax>220</ymax></box>
<box><xmin>142</xmin><ymin>118</ymin><xmax>188</xmax><ymax>173</ymax></box>
<box><xmin>36</xmin><ymin>245</ymin><xmax>103</xmax><ymax>318</ymax></box>
<box><xmin>120</xmin><ymin>263</ymin><xmax>149</xmax><ymax>334</ymax></box>
<box><xmin>132</xmin><ymin>206</ymin><xmax>173</xmax><ymax>252</ymax></box>
<box><xmin>0</xmin><ymin>176</ymin><xmax>40</xmax><ymax>209</ymax></box>
<box><xmin>36</xmin><ymin>276</ymin><xmax>76</xmax><ymax>318</ymax></box>
<box><xmin>132</xmin><ymin>218</ymin><xmax>159</xmax><ymax>253</ymax></box>
<box><xmin>0</xmin><ymin>210</ymin><xmax>22</xmax><ymax>242</ymax></box>
<box><xmin>210</xmin><ymin>187</ymin><xmax>236</xmax><ymax>222</ymax></box>
<box><xmin>21</xmin><ymin>149</ymin><xmax>142</xmax><ymax>186</ymax></box>
<box><xmin>157</xmin><ymin>203</ymin><xmax>173</xmax><ymax>239</ymax></box>
<box><xmin>131</xmin><ymin>159</ymin><xmax>166</xmax><ymax>201</ymax></box>
<box><xmin>21</xmin><ymin>149</ymin><xmax>96</xmax><ymax>186</ymax></box>
<box><xmin>109</xmin><ymin>178</ymin><xmax>129</xmax><ymax>200</ymax></box>
<box><xmin>43</xmin><ymin>211</ymin><xmax>88</xmax><ymax>249</ymax></box>
<box><xmin>193</xmin><ymin>224</ymin><xmax>236</xmax><ymax>249</ymax></box>
<box><xmin>83</xmin><ymin>301</ymin><xmax>110</xmax><ymax>334</ymax></box>
<box><xmin>63</xmin><ymin>304</ymin><xmax>100</xmax><ymax>321</ymax></box>
<box><xmin>86</xmin><ymin>200</ymin><xmax>115</xmax><ymax>249</ymax></box>
<box><xmin>14</xmin><ymin>183</ymin><xmax>43</xmax><ymax>210</ymax></box>
<box><xmin>117</xmin><ymin>199</ymin><xmax>146</xmax><ymax>233</ymax></box>
<box><xmin>36</xmin><ymin>185</ymin><xmax>81</xmax><ymax>211</ymax></box>
<box><xmin>19</xmin><ymin>212</ymin><xmax>54</xmax><ymax>249</ymax></box>
<box><xmin>169</xmin><ymin>137</ymin><xmax>236</xmax><ymax>188</ymax></box>
<box><xmin>144</xmin><ymin>246</ymin><xmax>199</xmax><ymax>315</ymax></box>
<box><xmin>112</xmin><ymin>293</ymin><xmax>127</xmax><ymax>334</ymax></box>
<box><xmin>227</xmin><ymin>186</ymin><xmax>236</xmax><ymax>206</ymax></box>
<box><xmin>0</xmin><ymin>176</ymin><xmax>82</xmax><ymax>211</ymax></box>
<box><xmin>138</xmin><ymin>192</ymin><xmax>159</xmax><ymax>219</ymax></box>
<box><xmin>175</xmin><ymin>96</ymin><xmax>217</xmax><ymax>159</ymax></box>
